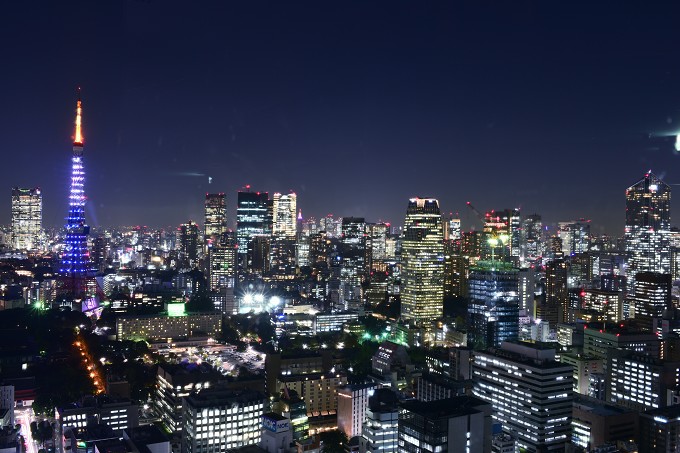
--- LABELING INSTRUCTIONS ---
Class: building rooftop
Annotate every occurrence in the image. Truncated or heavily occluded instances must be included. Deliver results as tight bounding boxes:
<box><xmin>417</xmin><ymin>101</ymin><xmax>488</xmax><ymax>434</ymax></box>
<box><xmin>400</xmin><ymin>395</ymin><xmax>489</xmax><ymax>419</ymax></box>
<box><xmin>185</xmin><ymin>388</ymin><xmax>264</xmax><ymax>408</ymax></box>
<box><xmin>640</xmin><ymin>404</ymin><xmax>680</xmax><ymax>421</ymax></box>
<box><xmin>482</xmin><ymin>345</ymin><xmax>571</xmax><ymax>370</ymax></box>
<box><xmin>93</xmin><ymin>438</ymin><xmax>128</xmax><ymax>453</ymax></box>
<box><xmin>278</xmin><ymin>372</ymin><xmax>344</xmax><ymax>382</ymax></box>
<box><xmin>226</xmin><ymin>445</ymin><xmax>268</xmax><ymax>453</ymax></box>
<box><xmin>124</xmin><ymin>425</ymin><xmax>169</xmax><ymax>446</ymax></box>
<box><xmin>573</xmin><ymin>396</ymin><xmax>636</xmax><ymax>417</ymax></box>
<box><xmin>263</xmin><ymin>412</ymin><xmax>287</xmax><ymax>422</ymax></box>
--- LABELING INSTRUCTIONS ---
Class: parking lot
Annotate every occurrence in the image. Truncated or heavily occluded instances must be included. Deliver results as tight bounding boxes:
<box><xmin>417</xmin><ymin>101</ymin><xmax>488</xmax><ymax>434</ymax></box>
<box><xmin>156</xmin><ymin>344</ymin><xmax>265</xmax><ymax>376</ymax></box>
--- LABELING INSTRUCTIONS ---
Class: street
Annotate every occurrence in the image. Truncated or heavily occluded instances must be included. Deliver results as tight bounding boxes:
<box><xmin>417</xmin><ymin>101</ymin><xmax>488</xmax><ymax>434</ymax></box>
<box><xmin>16</xmin><ymin>407</ymin><xmax>37</xmax><ymax>453</ymax></box>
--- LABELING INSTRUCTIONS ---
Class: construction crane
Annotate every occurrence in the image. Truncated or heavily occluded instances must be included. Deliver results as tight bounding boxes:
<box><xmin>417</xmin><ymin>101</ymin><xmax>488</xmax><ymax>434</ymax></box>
<box><xmin>466</xmin><ymin>201</ymin><xmax>488</xmax><ymax>229</ymax></box>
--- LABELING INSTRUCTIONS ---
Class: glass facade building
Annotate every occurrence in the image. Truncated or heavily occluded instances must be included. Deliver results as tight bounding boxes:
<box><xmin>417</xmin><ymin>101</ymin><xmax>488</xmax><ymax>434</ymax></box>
<box><xmin>467</xmin><ymin>261</ymin><xmax>519</xmax><ymax>349</ymax></box>
<box><xmin>11</xmin><ymin>187</ymin><xmax>42</xmax><ymax>251</ymax></box>
<box><xmin>236</xmin><ymin>190</ymin><xmax>270</xmax><ymax>259</ymax></box>
<box><xmin>400</xmin><ymin>198</ymin><xmax>445</xmax><ymax>323</ymax></box>
<box><xmin>625</xmin><ymin>172</ymin><xmax>671</xmax><ymax>287</ymax></box>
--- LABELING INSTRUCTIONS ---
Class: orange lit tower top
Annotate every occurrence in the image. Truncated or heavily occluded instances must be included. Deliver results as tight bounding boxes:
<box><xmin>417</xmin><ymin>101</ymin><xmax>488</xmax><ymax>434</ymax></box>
<box><xmin>74</xmin><ymin>87</ymin><xmax>84</xmax><ymax>148</ymax></box>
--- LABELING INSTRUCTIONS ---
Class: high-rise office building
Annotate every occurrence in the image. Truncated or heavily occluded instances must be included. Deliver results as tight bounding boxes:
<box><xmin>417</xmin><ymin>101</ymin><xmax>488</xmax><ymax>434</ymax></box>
<box><xmin>179</xmin><ymin>222</ymin><xmax>199</xmax><ymax>267</ymax></box>
<box><xmin>607</xmin><ymin>348</ymin><xmax>680</xmax><ymax>412</ymax></box>
<box><xmin>401</xmin><ymin>198</ymin><xmax>445</xmax><ymax>323</ymax></box>
<box><xmin>473</xmin><ymin>341</ymin><xmax>573</xmax><ymax>453</ymax></box>
<box><xmin>269</xmin><ymin>237</ymin><xmax>297</xmax><ymax>278</ymax></box>
<box><xmin>204</xmin><ymin>193</ymin><xmax>226</xmax><ymax>246</ymax></box>
<box><xmin>236</xmin><ymin>189</ymin><xmax>270</xmax><ymax>263</ymax></box>
<box><xmin>337</xmin><ymin>383</ymin><xmax>376</xmax><ymax>440</ymax></box>
<box><xmin>208</xmin><ymin>236</ymin><xmax>237</xmax><ymax>291</ymax></box>
<box><xmin>340</xmin><ymin>217</ymin><xmax>367</xmax><ymax>309</ymax></box>
<box><xmin>59</xmin><ymin>93</ymin><xmax>91</xmax><ymax>299</ymax></box>
<box><xmin>518</xmin><ymin>266</ymin><xmax>536</xmax><ymax>315</ymax></box>
<box><xmin>155</xmin><ymin>363</ymin><xmax>222</xmax><ymax>434</ymax></box>
<box><xmin>558</xmin><ymin>220</ymin><xmax>590</xmax><ymax>256</ymax></box>
<box><xmin>181</xmin><ymin>388</ymin><xmax>265</xmax><ymax>453</ymax></box>
<box><xmin>272</xmin><ymin>192</ymin><xmax>297</xmax><ymax>238</ymax></box>
<box><xmin>481</xmin><ymin>209</ymin><xmax>521</xmax><ymax>261</ymax></box>
<box><xmin>625</xmin><ymin>172</ymin><xmax>671</xmax><ymax>286</ymax></box>
<box><xmin>521</xmin><ymin>214</ymin><xmax>543</xmax><ymax>262</ymax></box>
<box><xmin>539</xmin><ymin>259</ymin><xmax>568</xmax><ymax>327</ymax></box>
<box><xmin>11</xmin><ymin>187</ymin><xmax>42</xmax><ymax>251</ymax></box>
<box><xmin>632</xmin><ymin>272</ymin><xmax>672</xmax><ymax>332</ymax></box>
<box><xmin>467</xmin><ymin>261</ymin><xmax>519</xmax><ymax>349</ymax></box>
<box><xmin>367</xmin><ymin>222</ymin><xmax>389</xmax><ymax>269</ymax></box>
<box><xmin>320</xmin><ymin>215</ymin><xmax>343</xmax><ymax>238</ymax></box>
<box><xmin>639</xmin><ymin>405</ymin><xmax>680</xmax><ymax>453</ymax></box>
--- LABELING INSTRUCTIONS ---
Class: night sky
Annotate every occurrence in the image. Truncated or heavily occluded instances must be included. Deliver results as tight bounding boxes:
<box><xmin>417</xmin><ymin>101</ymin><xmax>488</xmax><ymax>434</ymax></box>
<box><xmin>2</xmin><ymin>1</ymin><xmax>680</xmax><ymax>235</ymax></box>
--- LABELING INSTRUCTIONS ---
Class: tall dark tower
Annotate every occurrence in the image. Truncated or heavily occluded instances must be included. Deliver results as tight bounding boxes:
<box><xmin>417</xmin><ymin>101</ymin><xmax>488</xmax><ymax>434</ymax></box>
<box><xmin>236</xmin><ymin>188</ymin><xmax>270</xmax><ymax>267</ymax></box>
<box><xmin>59</xmin><ymin>91</ymin><xmax>91</xmax><ymax>299</ymax></box>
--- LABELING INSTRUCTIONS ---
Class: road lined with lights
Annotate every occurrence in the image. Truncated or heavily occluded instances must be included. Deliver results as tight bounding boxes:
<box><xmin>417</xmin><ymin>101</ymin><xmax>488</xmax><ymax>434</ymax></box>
<box><xmin>74</xmin><ymin>335</ymin><xmax>105</xmax><ymax>394</ymax></box>
<box><xmin>16</xmin><ymin>407</ymin><xmax>37</xmax><ymax>453</ymax></box>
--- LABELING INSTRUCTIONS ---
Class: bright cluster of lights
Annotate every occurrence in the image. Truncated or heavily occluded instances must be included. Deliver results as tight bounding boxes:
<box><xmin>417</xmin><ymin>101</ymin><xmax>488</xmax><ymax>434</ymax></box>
<box><xmin>238</xmin><ymin>293</ymin><xmax>282</xmax><ymax>314</ymax></box>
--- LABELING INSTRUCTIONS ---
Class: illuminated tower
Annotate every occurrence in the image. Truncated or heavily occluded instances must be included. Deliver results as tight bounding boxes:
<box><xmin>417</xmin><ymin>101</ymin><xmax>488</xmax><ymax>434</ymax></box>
<box><xmin>11</xmin><ymin>187</ymin><xmax>42</xmax><ymax>251</ymax></box>
<box><xmin>401</xmin><ymin>197</ymin><xmax>445</xmax><ymax>323</ymax></box>
<box><xmin>59</xmin><ymin>93</ymin><xmax>91</xmax><ymax>298</ymax></box>
<box><xmin>625</xmin><ymin>172</ymin><xmax>671</xmax><ymax>287</ymax></box>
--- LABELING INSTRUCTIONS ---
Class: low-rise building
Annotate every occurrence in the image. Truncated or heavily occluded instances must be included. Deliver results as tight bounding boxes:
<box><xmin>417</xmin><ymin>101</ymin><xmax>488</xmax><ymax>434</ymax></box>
<box><xmin>398</xmin><ymin>396</ymin><xmax>492</xmax><ymax>453</ymax></box>
<box><xmin>116</xmin><ymin>312</ymin><xmax>222</xmax><ymax>342</ymax></box>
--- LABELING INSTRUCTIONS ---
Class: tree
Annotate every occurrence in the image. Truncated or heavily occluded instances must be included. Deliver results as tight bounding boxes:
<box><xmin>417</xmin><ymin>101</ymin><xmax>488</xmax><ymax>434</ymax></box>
<box><xmin>30</xmin><ymin>420</ymin><xmax>53</xmax><ymax>447</ymax></box>
<box><xmin>186</xmin><ymin>286</ymin><xmax>214</xmax><ymax>312</ymax></box>
<box><xmin>319</xmin><ymin>430</ymin><xmax>347</xmax><ymax>453</ymax></box>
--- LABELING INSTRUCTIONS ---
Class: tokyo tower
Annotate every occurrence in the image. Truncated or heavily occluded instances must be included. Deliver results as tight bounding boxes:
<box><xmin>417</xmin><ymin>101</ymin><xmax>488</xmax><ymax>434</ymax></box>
<box><xmin>59</xmin><ymin>90</ymin><xmax>91</xmax><ymax>300</ymax></box>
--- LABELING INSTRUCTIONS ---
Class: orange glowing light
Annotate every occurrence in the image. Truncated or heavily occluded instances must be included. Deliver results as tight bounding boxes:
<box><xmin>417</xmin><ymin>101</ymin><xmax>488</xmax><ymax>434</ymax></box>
<box><xmin>74</xmin><ymin>99</ymin><xmax>83</xmax><ymax>145</ymax></box>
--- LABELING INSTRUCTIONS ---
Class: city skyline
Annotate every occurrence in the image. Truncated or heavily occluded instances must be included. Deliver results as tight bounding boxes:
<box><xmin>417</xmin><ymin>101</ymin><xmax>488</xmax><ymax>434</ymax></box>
<box><xmin>3</xmin><ymin>1</ymin><xmax>680</xmax><ymax>233</ymax></box>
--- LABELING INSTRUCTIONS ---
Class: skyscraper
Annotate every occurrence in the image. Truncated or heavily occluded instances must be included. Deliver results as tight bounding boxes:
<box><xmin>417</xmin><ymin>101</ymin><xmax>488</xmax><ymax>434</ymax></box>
<box><xmin>59</xmin><ymin>93</ymin><xmax>91</xmax><ymax>299</ymax></box>
<box><xmin>400</xmin><ymin>197</ymin><xmax>444</xmax><ymax>323</ymax></box>
<box><xmin>179</xmin><ymin>221</ymin><xmax>199</xmax><ymax>267</ymax></box>
<box><xmin>625</xmin><ymin>172</ymin><xmax>671</xmax><ymax>286</ymax></box>
<box><xmin>467</xmin><ymin>262</ymin><xmax>519</xmax><ymax>349</ymax></box>
<box><xmin>272</xmin><ymin>192</ymin><xmax>297</xmax><ymax>238</ymax></box>
<box><xmin>340</xmin><ymin>217</ymin><xmax>366</xmax><ymax>310</ymax></box>
<box><xmin>540</xmin><ymin>259</ymin><xmax>569</xmax><ymax>327</ymax></box>
<box><xmin>236</xmin><ymin>189</ymin><xmax>270</xmax><ymax>264</ymax></box>
<box><xmin>204</xmin><ymin>193</ymin><xmax>226</xmax><ymax>246</ymax></box>
<box><xmin>11</xmin><ymin>187</ymin><xmax>42</xmax><ymax>251</ymax></box>
<box><xmin>558</xmin><ymin>220</ymin><xmax>590</xmax><ymax>256</ymax></box>
<box><xmin>208</xmin><ymin>235</ymin><xmax>237</xmax><ymax>291</ymax></box>
<box><xmin>632</xmin><ymin>272</ymin><xmax>672</xmax><ymax>332</ymax></box>
<box><xmin>521</xmin><ymin>213</ymin><xmax>543</xmax><ymax>262</ymax></box>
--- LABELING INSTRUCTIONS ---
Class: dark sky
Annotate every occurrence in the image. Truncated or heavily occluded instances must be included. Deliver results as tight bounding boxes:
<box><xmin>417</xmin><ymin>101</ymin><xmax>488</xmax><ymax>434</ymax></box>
<box><xmin>2</xmin><ymin>1</ymin><xmax>680</xmax><ymax>235</ymax></box>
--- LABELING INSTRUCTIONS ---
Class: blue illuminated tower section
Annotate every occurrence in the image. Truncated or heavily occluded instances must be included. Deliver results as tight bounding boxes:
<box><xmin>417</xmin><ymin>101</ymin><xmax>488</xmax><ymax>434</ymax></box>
<box><xmin>59</xmin><ymin>93</ymin><xmax>90</xmax><ymax>298</ymax></box>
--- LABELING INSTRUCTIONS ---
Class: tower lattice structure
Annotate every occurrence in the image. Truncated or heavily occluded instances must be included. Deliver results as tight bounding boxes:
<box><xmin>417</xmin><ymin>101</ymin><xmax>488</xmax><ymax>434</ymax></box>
<box><xmin>59</xmin><ymin>92</ymin><xmax>92</xmax><ymax>301</ymax></box>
